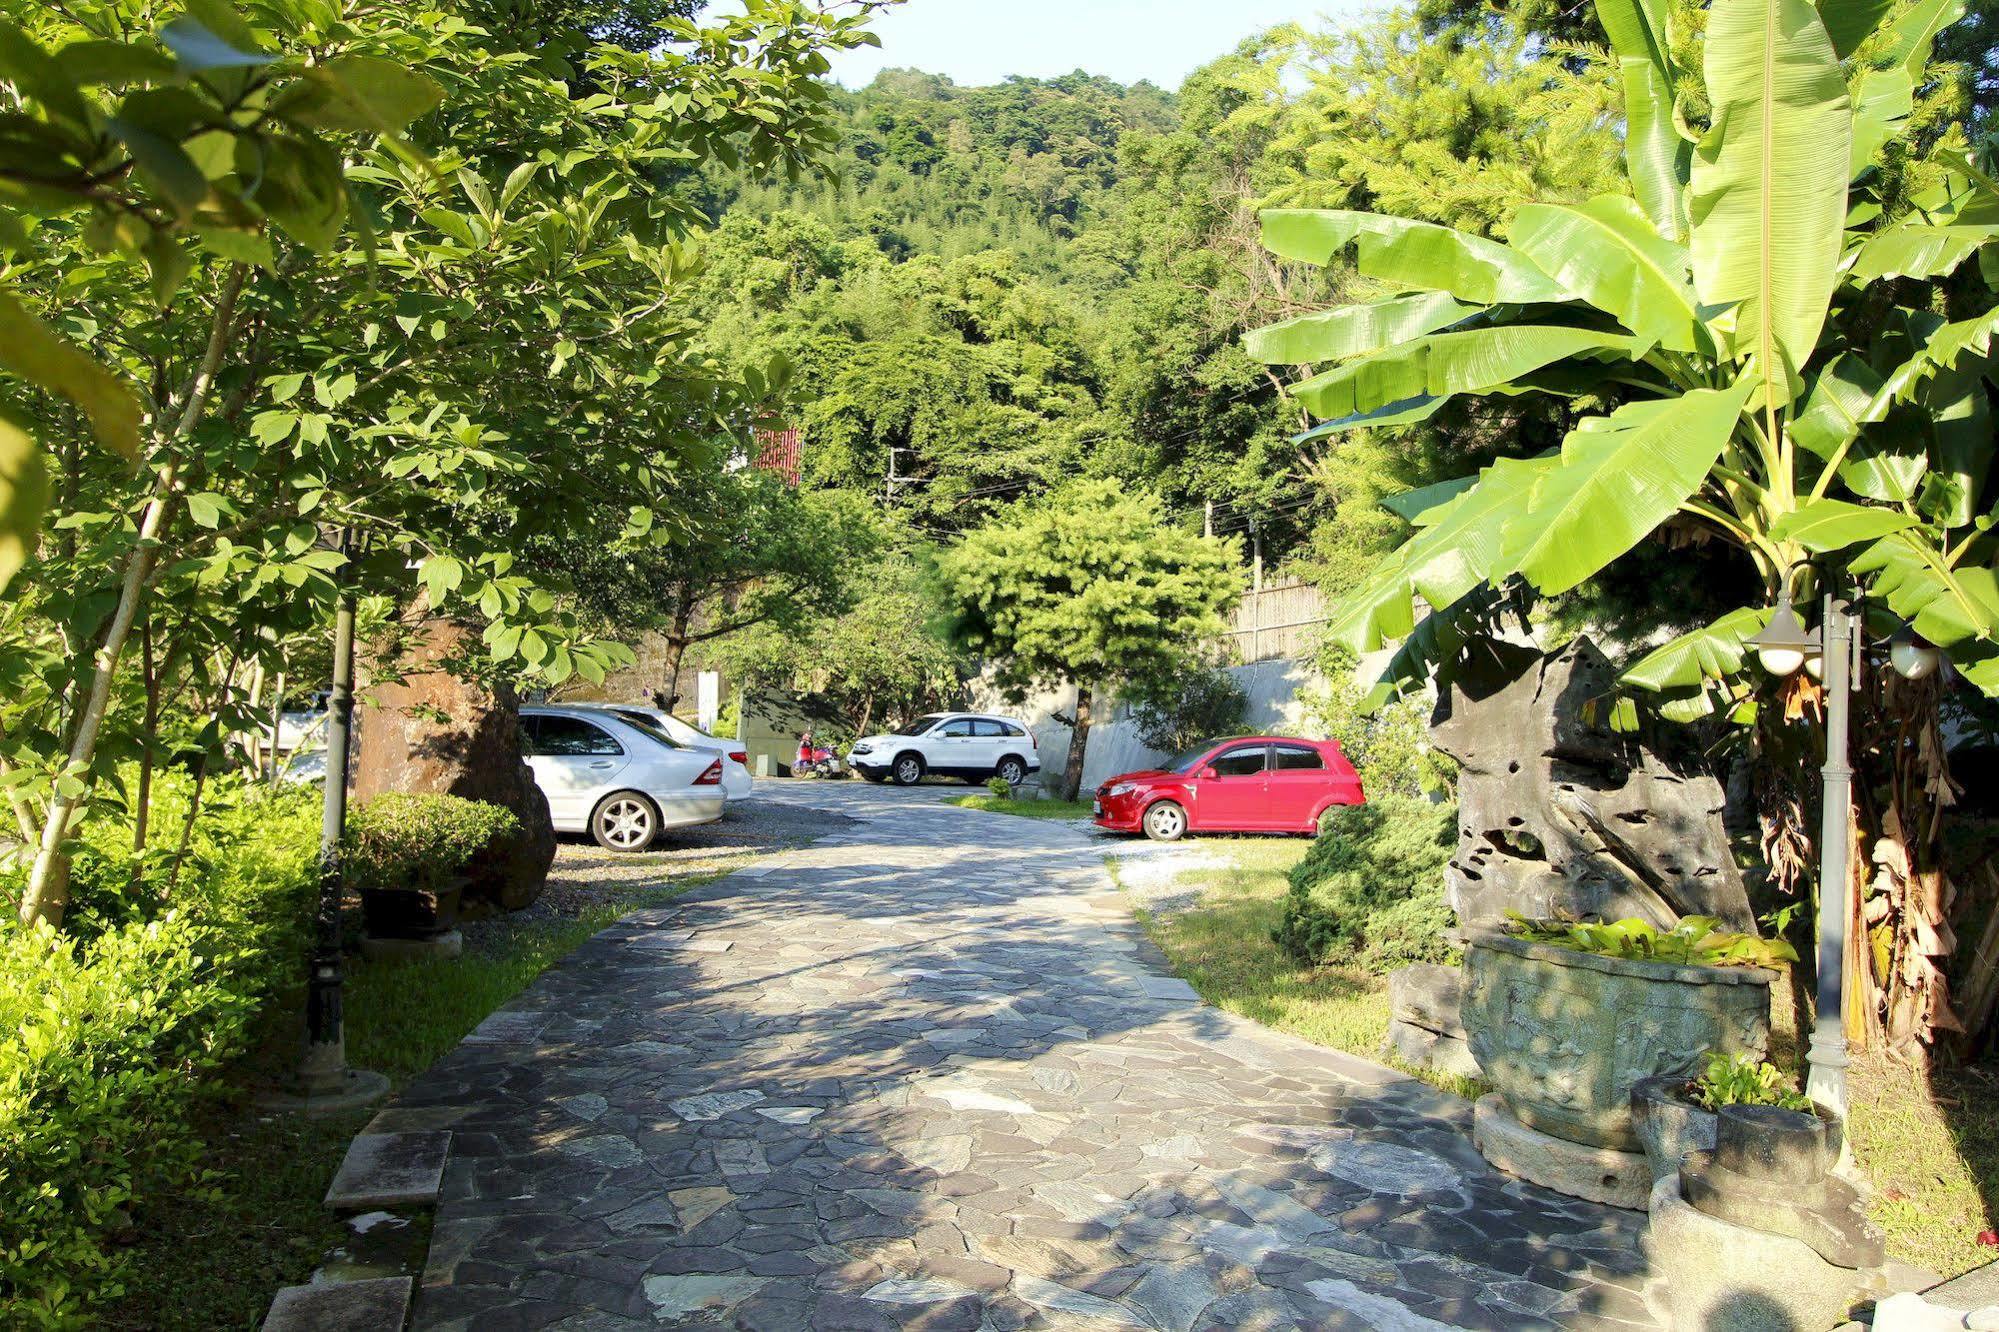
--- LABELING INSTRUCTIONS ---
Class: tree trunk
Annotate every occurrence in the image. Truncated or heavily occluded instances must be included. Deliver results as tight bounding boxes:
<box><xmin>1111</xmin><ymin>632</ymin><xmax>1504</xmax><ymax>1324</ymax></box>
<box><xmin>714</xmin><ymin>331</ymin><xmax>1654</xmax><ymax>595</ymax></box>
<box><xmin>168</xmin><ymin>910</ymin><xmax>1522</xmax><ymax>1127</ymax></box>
<box><xmin>129</xmin><ymin>613</ymin><xmax>158</xmax><ymax>894</ymax></box>
<box><xmin>653</xmin><ymin>596</ymin><xmax>694</xmax><ymax>715</ymax></box>
<box><xmin>1060</xmin><ymin>683</ymin><xmax>1093</xmax><ymax>802</ymax></box>
<box><xmin>17</xmin><ymin>264</ymin><xmax>245</xmax><ymax>930</ymax></box>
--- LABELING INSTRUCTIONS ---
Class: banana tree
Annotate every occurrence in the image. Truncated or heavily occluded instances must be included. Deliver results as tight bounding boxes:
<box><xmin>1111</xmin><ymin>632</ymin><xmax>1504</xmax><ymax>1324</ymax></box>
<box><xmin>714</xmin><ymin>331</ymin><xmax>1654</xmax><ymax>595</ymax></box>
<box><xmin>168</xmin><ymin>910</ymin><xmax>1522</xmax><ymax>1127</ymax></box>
<box><xmin>1248</xmin><ymin>0</ymin><xmax>1997</xmax><ymax>1057</ymax></box>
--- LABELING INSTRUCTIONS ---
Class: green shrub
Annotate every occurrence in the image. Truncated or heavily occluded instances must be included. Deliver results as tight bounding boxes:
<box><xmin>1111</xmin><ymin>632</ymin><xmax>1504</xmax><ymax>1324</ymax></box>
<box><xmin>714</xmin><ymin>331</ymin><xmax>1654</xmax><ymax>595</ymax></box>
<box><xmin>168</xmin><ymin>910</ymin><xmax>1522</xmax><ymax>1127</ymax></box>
<box><xmin>1126</xmin><ymin>663</ymin><xmax>1247</xmax><ymax>753</ymax></box>
<box><xmin>986</xmin><ymin>775</ymin><xmax>1014</xmax><ymax>798</ymax></box>
<box><xmin>1691</xmin><ymin>1052</ymin><xmax>1813</xmax><ymax>1113</ymax></box>
<box><xmin>1273</xmin><ymin>795</ymin><xmax>1456</xmax><ymax>971</ymax></box>
<box><xmin>345</xmin><ymin>793</ymin><xmax>520</xmax><ymax>894</ymax></box>
<box><xmin>0</xmin><ymin>915</ymin><xmax>260</xmax><ymax>1327</ymax></box>
<box><xmin>1297</xmin><ymin>644</ymin><xmax>1456</xmax><ymax>799</ymax></box>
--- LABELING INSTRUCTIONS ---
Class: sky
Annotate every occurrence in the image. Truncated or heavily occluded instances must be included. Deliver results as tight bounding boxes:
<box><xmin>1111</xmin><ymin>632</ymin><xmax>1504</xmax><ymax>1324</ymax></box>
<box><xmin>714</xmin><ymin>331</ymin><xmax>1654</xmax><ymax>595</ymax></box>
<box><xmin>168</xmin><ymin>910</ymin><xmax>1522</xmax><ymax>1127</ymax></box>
<box><xmin>825</xmin><ymin>0</ymin><xmax>1367</xmax><ymax>90</ymax></box>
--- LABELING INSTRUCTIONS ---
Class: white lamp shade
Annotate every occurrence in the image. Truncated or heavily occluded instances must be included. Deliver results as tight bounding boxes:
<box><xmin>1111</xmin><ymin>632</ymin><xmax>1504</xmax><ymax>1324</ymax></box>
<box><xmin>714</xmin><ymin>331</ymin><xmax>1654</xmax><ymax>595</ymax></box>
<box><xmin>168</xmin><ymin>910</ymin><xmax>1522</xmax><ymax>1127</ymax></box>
<box><xmin>1758</xmin><ymin>646</ymin><xmax>1807</xmax><ymax>677</ymax></box>
<box><xmin>1891</xmin><ymin>637</ymin><xmax>1940</xmax><ymax>680</ymax></box>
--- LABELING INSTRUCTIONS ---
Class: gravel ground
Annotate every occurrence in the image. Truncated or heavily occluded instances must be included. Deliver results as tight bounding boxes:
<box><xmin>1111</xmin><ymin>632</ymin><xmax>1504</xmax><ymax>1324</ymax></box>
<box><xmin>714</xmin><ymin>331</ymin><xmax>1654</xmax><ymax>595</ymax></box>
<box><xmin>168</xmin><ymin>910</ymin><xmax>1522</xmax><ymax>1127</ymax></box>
<box><xmin>466</xmin><ymin>797</ymin><xmax>858</xmax><ymax>930</ymax></box>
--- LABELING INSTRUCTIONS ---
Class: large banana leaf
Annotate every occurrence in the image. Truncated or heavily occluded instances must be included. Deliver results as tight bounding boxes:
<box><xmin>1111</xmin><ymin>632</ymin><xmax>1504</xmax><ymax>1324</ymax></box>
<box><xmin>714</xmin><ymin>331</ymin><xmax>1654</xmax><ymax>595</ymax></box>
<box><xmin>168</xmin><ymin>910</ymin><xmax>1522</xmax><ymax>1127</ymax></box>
<box><xmin>1260</xmin><ymin>210</ymin><xmax>1566</xmax><ymax>305</ymax></box>
<box><xmin>1619</xmin><ymin>58</ymin><xmax>1693</xmax><ymax>242</ymax></box>
<box><xmin>1928</xmin><ymin>361</ymin><xmax>1992</xmax><ymax>528</ymax></box>
<box><xmin>1820</xmin><ymin>0</ymin><xmax>1900</xmax><ymax>57</ymax></box>
<box><xmin>1245</xmin><ymin>292</ymin><xmax>1472</xmax><ymax>366</ymax></box>
<box><xmin>1791</xmin><ymin>309</ymin><xmax>1999</xmax><ymax>463</ymax></box>
<box><xmin>1327</xmin><ymin>456</ymin><xmax>1549</xmax><ymax>652</ymax></box>
<box><xmin>1766</xmin><ymin>496</ymin><xmax>1917</xmax><ymax>550</ymax></box>
<box><xmin>1511</xmin><ymin>196</ymin><xmax>1701</xmax><ymax>351</ymax></box>
<box><xmin>1689</xmin><ymin>0</ymin><xmax>1851</xmax><ymax>404</ymax></box>
<box><xmin>1382</xmin><ymin>474</ymin><xmax>1479</xmax><ymax>524</ymax></box>
<box><xmin>1622</xmin><ymin>605</ymin><xmax>1773</xmax><ymax>689</ymax></box>
<box><xmin>1296</xmin><ymin>395</ymin><xmax>1448</xmax><ymax>439</ymax></box>
<box><xmin>1851</xmin><ymin>531</ymin><xmax>1999</xmax><ymax>657</ymax></box>
<box><xmin>1596</xmin><ymin>0</ymin><xmax>1691</xmax><ymax>239</ymax></box>
<box><xmin>1289</xmin><ymin>325</ymin><xmax>1639</xmax><ymax>421</ymax></box>
<box><xmin>1848</xmin><ymin>222</ymin><xmax>1999</xmax><ymax>281</ymax></box>
<box><xmin>1499</xmin><ymin>380</ymin><xmax>1755</xmax><ymax>594</ymax></box>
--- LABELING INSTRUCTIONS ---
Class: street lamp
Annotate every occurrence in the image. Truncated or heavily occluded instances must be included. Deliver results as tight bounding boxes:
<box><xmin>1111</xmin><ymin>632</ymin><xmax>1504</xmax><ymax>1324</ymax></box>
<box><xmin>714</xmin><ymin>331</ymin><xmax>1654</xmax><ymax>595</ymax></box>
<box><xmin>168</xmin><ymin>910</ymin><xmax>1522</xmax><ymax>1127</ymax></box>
<box><xmin>259</xmin><ymin>526</ymin><xmax>389</xmax><ymax>1114</ymax></box>
<box><xmin>1750</xmin><ymin>579</ymin><xmax>1939</xmax><ymax>1115</ymax></box>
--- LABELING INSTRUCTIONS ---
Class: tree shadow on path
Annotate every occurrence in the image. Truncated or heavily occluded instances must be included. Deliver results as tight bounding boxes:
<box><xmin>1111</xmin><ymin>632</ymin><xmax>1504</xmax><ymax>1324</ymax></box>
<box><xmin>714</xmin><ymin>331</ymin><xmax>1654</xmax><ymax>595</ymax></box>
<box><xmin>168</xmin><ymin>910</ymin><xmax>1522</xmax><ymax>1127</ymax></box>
<box><xmin>383</xmin><ymin>791</ymin><xmax>1663</xmax><ymax>1331</ymax></box>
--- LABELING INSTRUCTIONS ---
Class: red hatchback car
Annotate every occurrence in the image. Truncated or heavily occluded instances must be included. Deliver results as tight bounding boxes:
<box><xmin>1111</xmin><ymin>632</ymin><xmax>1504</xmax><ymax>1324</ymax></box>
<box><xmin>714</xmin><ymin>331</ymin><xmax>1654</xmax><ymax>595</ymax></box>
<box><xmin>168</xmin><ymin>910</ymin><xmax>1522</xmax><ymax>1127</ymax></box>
<box><xmin>1093</xmin><ymin>736</ymin><xmax>1365</xmax><ymax>841</ymax></box>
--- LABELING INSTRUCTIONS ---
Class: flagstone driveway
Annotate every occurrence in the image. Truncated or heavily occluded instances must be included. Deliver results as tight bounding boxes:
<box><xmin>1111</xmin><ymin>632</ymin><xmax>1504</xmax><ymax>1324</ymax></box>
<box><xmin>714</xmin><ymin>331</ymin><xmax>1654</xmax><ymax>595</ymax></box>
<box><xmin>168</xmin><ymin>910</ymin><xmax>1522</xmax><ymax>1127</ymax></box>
<box><xmin>385</xmin><ymin>781</ymin><xmax>1663</xmax><ymax>1331</ymax></box>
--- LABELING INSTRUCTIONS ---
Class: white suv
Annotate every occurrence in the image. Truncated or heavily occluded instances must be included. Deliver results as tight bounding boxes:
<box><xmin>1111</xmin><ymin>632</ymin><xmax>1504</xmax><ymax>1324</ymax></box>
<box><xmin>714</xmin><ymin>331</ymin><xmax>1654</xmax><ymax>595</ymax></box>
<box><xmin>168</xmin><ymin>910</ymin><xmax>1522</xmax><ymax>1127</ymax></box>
<box><xmin>847</xmin><ymin>712</ymin><xmax>1041</xmax><ymax>787</ymax></box>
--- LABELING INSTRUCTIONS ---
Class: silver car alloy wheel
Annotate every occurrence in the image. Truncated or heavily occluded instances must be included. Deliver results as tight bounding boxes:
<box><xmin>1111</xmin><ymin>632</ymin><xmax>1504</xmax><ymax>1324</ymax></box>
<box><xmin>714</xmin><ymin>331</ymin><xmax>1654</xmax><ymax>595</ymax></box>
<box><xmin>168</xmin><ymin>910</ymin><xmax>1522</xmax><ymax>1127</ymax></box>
<box><xmin>1144</xmin><ymin>802</ymin><xmax>1186</xmax><ymax>841</ymax></box>
<box><xmin>895</xmin><ymin>755</ymin><xmax>922</xmax><ymax>785</ymax></box>
<box><xmin>997</xmin><ymin>757</ymin><xmax>1026</xmax><ymax>786</ymax></box>
<box><xmin>599</xmin><ymin>796</ymin><xmax>655</xmax><ymax>851</ymax></box>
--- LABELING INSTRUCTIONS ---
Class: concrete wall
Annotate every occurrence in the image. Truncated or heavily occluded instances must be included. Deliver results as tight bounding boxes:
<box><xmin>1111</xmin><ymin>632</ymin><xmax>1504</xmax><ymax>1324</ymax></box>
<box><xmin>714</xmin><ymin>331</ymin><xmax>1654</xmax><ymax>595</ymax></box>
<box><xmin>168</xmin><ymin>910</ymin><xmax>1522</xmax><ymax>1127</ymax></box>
<box><xmin>967</xmin><ymin>656</ymin><xmax>1324</xmax><ymax>794</ymax></box>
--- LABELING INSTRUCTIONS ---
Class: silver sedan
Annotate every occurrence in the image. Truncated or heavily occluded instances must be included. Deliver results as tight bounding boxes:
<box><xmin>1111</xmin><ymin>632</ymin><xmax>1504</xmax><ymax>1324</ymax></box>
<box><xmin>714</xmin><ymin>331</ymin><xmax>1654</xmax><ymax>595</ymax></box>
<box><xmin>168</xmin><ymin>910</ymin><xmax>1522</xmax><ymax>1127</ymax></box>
<box><xmin>519</xmin><ymin>706</ymin><xmax>725</xmax><ymax>851</ymax></box>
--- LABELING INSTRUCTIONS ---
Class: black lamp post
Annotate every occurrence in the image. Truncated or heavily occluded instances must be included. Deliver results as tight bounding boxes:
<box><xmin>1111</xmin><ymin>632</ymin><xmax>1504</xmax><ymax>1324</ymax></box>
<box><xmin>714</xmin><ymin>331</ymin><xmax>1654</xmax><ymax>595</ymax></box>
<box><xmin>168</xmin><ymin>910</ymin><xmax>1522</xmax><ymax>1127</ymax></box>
<box><xmin>261</xmin><ymin>526</ymin><xmax>388</xmax><ymax>1112</ymax></box>
<box><xmin>1749</xmin><ymin>577</ymin><xmax>1941</xmax><ymax>1114</ymax></box>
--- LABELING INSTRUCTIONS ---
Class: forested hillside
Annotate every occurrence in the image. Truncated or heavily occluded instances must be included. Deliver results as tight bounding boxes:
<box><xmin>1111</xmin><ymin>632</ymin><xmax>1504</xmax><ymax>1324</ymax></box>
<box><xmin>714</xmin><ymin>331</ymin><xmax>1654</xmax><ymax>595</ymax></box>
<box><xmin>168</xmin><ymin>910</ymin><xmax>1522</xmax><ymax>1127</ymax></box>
<box><xmin>684</xmin><ymin>19</ymin><xmax>1645</xmax><ymax>584</ymax></box>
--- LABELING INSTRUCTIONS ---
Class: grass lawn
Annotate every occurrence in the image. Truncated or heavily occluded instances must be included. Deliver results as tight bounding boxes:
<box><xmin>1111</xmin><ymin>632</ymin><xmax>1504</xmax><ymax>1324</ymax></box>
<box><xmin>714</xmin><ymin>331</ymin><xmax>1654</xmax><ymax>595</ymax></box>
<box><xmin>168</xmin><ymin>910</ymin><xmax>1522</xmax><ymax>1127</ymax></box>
<box><xmin>1113</xmin><ymin>835</ymin><xmax>1480</xmax><ymax>1100</ymax></box>
<box><xmin>949</xmin><ymin>793</ymin><xmax>1094</xmax><ymax>819</ymax></box>
<box><xmin>103</xmin><ymin>869</ymin><xmax>722</xmax><ymax>1330</ymax></box>
<box><xmin>1117</xmin><ymin>833</ymin><xmax>1999</xmax><ymax>1276</ymax></box>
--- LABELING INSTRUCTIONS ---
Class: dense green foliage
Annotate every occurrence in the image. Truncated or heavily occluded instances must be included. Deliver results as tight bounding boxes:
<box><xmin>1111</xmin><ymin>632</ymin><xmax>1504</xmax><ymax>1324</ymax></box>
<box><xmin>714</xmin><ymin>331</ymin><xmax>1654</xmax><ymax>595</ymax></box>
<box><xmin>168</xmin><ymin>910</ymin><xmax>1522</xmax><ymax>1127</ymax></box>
<box><xmin>0</xmin><ymin>772</ymin><xmax>317</xmax><ymax>1326</ymax></box>
<box><xmin>1126</xmin><ymin>664</ymin><xmax>1248</xmax><ymax>755</ymax></box>
<box><xmin>1273</xmin><ymin>795</ymin><xmax>1457</xmax><ymax>971</ymax></box>
<box><xmin>345</xmin><ymin>793</ymin><xmax>520</xmax><ymax>895</ymax></box>
<box><xmin>942</xmin><ymin>481</ymin><xmax>1239</xmax><ymax>797</ymax></box>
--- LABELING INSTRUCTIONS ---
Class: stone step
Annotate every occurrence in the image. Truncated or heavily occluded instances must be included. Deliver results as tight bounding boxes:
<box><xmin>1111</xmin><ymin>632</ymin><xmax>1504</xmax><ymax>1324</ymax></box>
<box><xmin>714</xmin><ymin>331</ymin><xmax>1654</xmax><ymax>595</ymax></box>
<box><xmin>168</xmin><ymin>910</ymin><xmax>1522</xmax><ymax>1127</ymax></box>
<box><xmin>263</xmin><ymin>1276</ymin><xmax>410</xmax><ymax>1331</ymax></box>
<box><xmin>325</xmin><ymin>1131</ymin><xmax>451</xmax><ymax>1211</ymax></box>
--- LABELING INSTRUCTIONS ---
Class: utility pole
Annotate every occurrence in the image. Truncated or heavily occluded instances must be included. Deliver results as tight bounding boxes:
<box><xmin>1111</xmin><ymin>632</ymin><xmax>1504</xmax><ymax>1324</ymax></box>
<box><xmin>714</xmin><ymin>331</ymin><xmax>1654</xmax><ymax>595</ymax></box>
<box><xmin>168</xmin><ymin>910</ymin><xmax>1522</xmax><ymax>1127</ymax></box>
<box><xmin>1203</xmin><ymin>500</ymin><xmax>1213</xmax><ymax>539</ymax></box>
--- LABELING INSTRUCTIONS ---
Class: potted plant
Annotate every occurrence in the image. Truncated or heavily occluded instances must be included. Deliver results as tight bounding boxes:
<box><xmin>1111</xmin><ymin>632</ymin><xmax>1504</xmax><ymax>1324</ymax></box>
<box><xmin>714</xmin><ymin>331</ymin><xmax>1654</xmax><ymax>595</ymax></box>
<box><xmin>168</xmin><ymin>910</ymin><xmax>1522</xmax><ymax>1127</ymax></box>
<box><xmin>1632</xmin><ymin>1052</ymin><xmax>1839</xmax><ymax>1182</ymax></box>
<box><xmin>348</xmin><ymin>793</ymin><xmax>521</xmax><ymax>941</ymax></box>
<box><xmin>1462</xmin><ymin>916</ymin><xmax>1795</xmax><ymax>1151</ymax></box>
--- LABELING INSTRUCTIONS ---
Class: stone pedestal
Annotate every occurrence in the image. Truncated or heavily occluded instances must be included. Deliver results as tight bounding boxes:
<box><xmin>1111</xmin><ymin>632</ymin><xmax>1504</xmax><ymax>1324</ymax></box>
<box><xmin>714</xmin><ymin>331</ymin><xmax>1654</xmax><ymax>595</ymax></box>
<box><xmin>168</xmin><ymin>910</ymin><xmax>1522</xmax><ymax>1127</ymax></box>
<box><xmin>1473</xmin><ymin>1094</ymin><xmax>1650</xmax><ymax>1209</ymax></box>
<box><xmin>1384</xmin><ymin>963</ymin><xmax>1478</xmax><ymax>1078</ymax></box>
<box><xmin>360</xmin><ymin>929</ymin><xmax>464</xmax><ymax>963</ymax></box>
<box><xmin>1644</xmin><ymin>1174</ymin><xmax>1879</xmax><ymax>1332</ymax></box>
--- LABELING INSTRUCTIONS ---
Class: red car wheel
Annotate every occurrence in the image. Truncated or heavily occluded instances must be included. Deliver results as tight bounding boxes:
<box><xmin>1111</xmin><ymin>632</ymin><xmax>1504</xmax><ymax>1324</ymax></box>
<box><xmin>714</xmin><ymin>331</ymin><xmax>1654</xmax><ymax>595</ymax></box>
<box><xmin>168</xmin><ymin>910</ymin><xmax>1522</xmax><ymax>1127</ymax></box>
<box><xmin>1142</xmin><ymin>800</ymin><xmax>1188</xmax><ymax>842</ymax></box>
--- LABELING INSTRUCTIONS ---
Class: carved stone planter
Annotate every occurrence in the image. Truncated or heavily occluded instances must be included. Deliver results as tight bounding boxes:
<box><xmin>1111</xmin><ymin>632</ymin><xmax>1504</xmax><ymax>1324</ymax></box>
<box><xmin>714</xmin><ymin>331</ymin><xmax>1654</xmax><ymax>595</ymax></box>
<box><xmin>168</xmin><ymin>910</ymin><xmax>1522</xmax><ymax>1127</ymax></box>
<box><xmin>1462</xmin><ymin>930</ymin><xmax>1773</xmax><ymax>1152</ymax></box>
<box><xmin>1630</xmin><ymin>1075</ymin><xmax>1717</xmax><ymax>1182</ymax></box>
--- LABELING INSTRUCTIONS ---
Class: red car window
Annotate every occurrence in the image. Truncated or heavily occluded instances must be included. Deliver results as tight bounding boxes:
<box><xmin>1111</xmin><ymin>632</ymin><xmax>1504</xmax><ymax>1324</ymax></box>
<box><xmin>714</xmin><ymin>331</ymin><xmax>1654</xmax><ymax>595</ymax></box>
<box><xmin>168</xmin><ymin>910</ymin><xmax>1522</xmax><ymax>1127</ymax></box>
<box><xmin>1209</xmin><ymin>745</ymin><xmax>1268</xmax><ymax>777</ymax></box>
<box><xmin>1271</xmin><ymin>744</ymin><xmax>1323</xmax><ymax>771</ymax></box>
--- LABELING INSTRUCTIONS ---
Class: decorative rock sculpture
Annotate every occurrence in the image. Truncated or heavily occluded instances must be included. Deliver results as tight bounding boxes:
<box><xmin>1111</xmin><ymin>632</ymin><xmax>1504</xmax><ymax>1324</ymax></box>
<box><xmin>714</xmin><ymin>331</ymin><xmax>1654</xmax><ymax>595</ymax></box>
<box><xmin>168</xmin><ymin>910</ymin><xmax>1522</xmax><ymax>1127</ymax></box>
<box><xmin>354</xmin><ymin>616</ymin><xmax>556</xmax><ymax>913</ymax></box>
<box><xmin>1429</xmin><ymin>636</ymin><xmax>1754</xmax><ymax>932</ymax></box>
<box><xmin>1645</xmin><ymin>1105</ymin><xmax>1887</xmax><ymax>1331</ymax></box>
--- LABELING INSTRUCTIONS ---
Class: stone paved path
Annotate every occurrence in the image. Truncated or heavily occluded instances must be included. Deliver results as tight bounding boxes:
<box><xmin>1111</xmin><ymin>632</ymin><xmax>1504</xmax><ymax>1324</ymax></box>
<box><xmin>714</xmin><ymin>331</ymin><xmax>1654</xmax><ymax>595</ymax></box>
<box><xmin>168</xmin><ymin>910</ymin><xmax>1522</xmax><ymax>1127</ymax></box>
<box><xmin>386</xmin><ymin>782</ymin><xmax>1662</xmax><ymax>1330</ymax></box>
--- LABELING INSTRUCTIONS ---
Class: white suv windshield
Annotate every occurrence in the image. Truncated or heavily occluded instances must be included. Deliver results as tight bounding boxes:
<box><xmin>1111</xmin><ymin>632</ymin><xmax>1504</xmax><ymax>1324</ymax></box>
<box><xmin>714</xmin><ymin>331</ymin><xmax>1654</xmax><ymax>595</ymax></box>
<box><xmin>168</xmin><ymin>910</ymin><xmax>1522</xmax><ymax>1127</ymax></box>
<box><xmin>894</xmin><ymin>714</ymin><xmax>946</xmax><ymax>736</ymax></box>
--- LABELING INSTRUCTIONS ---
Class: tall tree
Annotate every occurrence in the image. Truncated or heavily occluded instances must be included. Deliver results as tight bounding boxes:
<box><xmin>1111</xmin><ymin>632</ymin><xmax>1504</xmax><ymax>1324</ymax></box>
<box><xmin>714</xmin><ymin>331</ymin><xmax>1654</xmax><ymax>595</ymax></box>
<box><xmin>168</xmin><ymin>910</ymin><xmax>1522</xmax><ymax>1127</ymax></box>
<box><xmin>941</xmin><ymin>481</ymin><xmax>1240</xmax><ymax>799</ymax></box>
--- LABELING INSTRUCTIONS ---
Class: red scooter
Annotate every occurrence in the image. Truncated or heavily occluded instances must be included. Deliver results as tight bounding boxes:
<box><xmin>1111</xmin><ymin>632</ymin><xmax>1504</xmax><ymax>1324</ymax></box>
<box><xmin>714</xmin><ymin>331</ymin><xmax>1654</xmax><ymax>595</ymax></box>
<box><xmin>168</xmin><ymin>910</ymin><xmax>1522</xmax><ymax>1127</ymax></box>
<box><xmin>794</xmin><ymin>734</ymin><xmax>844</xmax><ymax>779</ymax></box>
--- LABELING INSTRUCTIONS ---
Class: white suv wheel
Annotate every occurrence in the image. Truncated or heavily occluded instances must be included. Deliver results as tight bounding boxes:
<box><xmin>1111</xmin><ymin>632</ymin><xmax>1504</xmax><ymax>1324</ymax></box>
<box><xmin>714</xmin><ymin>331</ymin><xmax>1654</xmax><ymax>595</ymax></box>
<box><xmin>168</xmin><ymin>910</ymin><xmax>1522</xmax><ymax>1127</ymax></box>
<box><xmin>893</xmin><ymin>754</ymin><xmax>924</xmax><ymax>785</ymax></box>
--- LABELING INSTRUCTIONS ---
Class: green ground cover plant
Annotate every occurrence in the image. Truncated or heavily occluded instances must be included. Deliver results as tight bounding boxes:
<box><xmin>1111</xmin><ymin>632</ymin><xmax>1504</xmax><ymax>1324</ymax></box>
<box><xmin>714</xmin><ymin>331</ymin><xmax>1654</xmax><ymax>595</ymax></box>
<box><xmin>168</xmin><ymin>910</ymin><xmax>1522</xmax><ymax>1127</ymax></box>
<box><xmin>1691</xmin><ymin>1052</ymin><xmax>1814</xmax><ymax>1113</ymax></box>
<box><xmin>1505</xmin><ymin>914</ymin><xmax>1800</xmax><ymax>970</ymax></box>
<box><xmin>948</xmin><ymin>795</ymin><xmax>1093</xmax><ymax>820</ymax></box>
